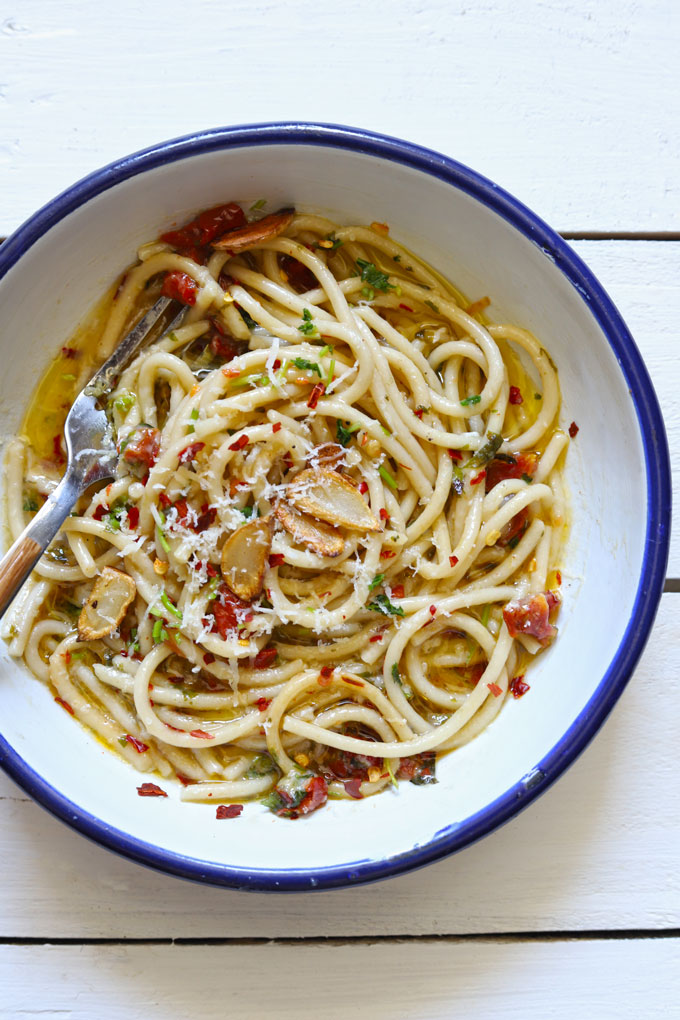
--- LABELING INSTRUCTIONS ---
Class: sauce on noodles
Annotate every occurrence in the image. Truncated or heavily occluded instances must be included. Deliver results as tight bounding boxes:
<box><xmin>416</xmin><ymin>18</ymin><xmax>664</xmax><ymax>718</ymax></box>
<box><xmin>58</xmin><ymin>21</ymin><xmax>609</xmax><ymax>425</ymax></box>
<box><xmin>3</xmin><ymin>204</ymin><xmax>570</xmax><ymax>819</ymax></box>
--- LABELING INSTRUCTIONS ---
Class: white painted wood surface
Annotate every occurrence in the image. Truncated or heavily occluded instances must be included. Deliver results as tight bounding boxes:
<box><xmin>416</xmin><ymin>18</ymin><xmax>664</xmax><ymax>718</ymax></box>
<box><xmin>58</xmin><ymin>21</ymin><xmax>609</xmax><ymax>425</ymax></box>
<box><xmin>3</xmin><ymin>940</ymin><xmax>680</xmax><ymax>1020</ymax></box>
<box><xmin>0</xmin><ymin>0</ymin><xmax>678</xmax><ymax>236</ymax></box>
<box><xmin>0</xmin><ymin>2</ymin><xmax>678</xmax><ymax>1016</ymax></box>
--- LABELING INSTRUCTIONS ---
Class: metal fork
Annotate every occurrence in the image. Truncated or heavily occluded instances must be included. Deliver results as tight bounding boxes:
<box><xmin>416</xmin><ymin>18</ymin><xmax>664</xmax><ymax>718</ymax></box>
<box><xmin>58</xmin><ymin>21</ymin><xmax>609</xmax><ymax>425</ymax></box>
<box><xmin>0</xmin><ymin>296</ymin><xmax>185</xmax><ymax>618</ymax></box>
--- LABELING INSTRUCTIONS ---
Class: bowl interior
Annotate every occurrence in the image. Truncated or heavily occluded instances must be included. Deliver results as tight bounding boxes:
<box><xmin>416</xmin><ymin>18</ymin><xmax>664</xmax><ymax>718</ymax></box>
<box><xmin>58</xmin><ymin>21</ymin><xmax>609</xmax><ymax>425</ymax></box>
<box><xmin>0</xmin><ymin>136</ymin><xmax>651</xmax><ymax>886</ymax></box>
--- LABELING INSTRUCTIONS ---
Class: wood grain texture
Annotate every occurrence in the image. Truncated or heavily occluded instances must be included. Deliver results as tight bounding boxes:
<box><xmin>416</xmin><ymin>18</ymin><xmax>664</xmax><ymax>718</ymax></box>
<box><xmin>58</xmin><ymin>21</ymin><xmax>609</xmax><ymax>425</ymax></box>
<box><xmin>0</xmin><ymin>593</ymin><xmax>675</xmax><ymax>939</ymax></box>
<box><xmin>2</xmin><ymin>939</ymin><xmax>679</xmax><ymax>1019</ymax></box>
<box><xmin>0</xmin><ymin>534</ymin><xmax>41</xmax><ymax>616</ymax></box>
<box><xmin>0</xmin><ymin>0</ymin><xmax>678</xmax><ymax>235</ymax></box>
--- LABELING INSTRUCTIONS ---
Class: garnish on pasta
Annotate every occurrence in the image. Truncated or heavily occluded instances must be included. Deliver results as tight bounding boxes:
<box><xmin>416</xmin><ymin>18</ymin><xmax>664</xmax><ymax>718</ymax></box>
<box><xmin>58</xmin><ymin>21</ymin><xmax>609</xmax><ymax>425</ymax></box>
<box><xmin>4</xmin><ymin>204</ymin><xmax>570</xmax><ymax>819</ymax></box>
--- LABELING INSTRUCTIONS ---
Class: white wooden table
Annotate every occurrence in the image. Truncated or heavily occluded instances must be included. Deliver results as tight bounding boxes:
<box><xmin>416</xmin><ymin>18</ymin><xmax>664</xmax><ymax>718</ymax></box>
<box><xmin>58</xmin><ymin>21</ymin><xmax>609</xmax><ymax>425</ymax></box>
<box><xmin>1</xmin><ymin>2</ymin><xmax>678</xmax><ymax>1016</ymax></box>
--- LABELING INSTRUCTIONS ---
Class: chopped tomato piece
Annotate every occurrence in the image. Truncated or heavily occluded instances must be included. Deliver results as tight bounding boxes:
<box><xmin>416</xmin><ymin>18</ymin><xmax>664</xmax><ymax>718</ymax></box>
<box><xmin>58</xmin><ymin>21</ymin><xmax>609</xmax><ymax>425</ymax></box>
<box><xmin>509</xmin><ymin>675</ymin><xmax>531</xmax><ymax>698</ymax></box>
<box><xmin>503</xmin><ymin>591</ymin><xmax>560</xmax><ymax>646</ymax></box>
<box><xmin>137</xmin><ymin>783</ymin><xmax>167</xmax><ymax>797</ymax></box>
<box><xmin>162</xmin><ymin>270</ymin><xmax>198</xmax><ymax>305</ymax></box>
<box><xmin>161</xmin><ymin>202</ymin><xmax>246</xmax><ymax>260</ymax></box>
<box><xmin>509</xmin><ymin>385</ymin><xmax>523</xmax><ymax>405</ymax></box>
<box><xmin>279</xmin><ymin>254</ymin><xmax>318</xmax><ymax>292</ymax></box>
<box><xmin>397</xmin><ymin>751</ymin><xmax>437</xmax><ymax>785</ymax></box>
<box><xmin>253</xmin><ymin>646</ymin><xmax>277</xmax><ymax>669</ymax></box>
<box><xmin>569</xmin><ymin>421</ymin><xmax>579</xmax><ymax>438</ymax></box>
<box><xmin>498</xmin><ymin>506</ymin><xmax>529</xmax><ymax>547</ymax></box>
<box><xmin>216</xmin><ymin>804</ymin><xmax>243</xmax><ymax>819</ymax></box>
<box><xmin>120</xmin><ymin>425</ymin><xmax>160</xmax><ymax>474</ymax></box>
<box><xmin>486</xmin><ymin>452</ymin><xmax>538</xmax><ymax>491</ymax></box>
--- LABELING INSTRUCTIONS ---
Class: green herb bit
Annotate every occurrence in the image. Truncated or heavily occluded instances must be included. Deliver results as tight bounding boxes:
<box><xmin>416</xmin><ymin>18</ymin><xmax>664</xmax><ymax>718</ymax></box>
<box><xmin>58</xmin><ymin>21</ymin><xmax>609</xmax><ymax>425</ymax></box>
<box><xmin>237</xmin><ymin>306</ymin><xmax>257</xmax><ymax>330</ymax></box>
<box><xmin>384</xmin><ymin>757</ymin><xmax>399</xmax><ymax>788</ymax></box>
<box><xmin>246</xmin><ymin>753</ymin><xmax>277</xmax><ymax>778</ymax></box>
<box><xmin>326</xmin><ymin>357</ymin><xmax>335</xmax><ymax>387</ymax></box>
<box><xmin>336</xmin><ymin>419</ymin><xmax>360</xmax><ymax>447</ymax></box>
<box><xmin>361</xmin><ymin>285</ymin><xmax>375</xmax><ymax>300</ymax></box>
<box><xmin>152</xmin><ymin>619</ymin><xmax>168</xmax><ymax>644</ymax></box>
<box><xmin>157</xmin><ymin>526</ymin><xmax>170</xmax><ymax>554</ymax></box>
<box><xmin>160</xmin><ymin>591</ymin><xmax>182</xmax><ymax>621</ymax></box>
<box><xmin>534</xmin><ymin>393</ymin><xmax>542</xmax><ymax>400</ymax></box>
<box><xmin>367</xmin><ymin>593</ymin><xmax>404</xmax><ymax>617</ymax></box>
<box><xmin>191</xmin><ymin>408</ymin><xmax>199</xmax><ymax>420</ymax></box>
<box><xmin>424</xmin><ymin>299</ymin><xmax>440</xmax><ymax>314</ymax></box>
<box><xmin>460</xmin><ymin>394</ymin><xmax>482</xmax><ymax>407</ymax></box>
<box><xmin>297</xmin><ymin>308</ymin><xmax>319</xmax><ymax>337</ymax></box>
<box><xmin>61</xmin><ymin>373</ymin><xmax>76</xmax><ymax>382</ymax></box>
<box><xmin>240</xmin><ymin>506</ymin><xmax>254</xmax><ymax>519</ymax></box>
<box><xmin>118</xmin><ymin>736</ymin><xmax>129</xmax><ymax>749</ymax></box>
<box><xmin>391</xmin><ymin>663</ymin><xmax>401</xmax><ymax>683</ymax></box>
<box><xmin>507</xmin><ymin>535</ymin><xmax>521</xmax><ymax>550</ymax></box>
<box><xmin>355</xmin><ymin>258</ymin><xmax>394</xmax><ymax>293</ymax></box>
<box><xmin>378</xmin><ymin>464</ymin><xmax>398</xmax><ymax>490</ymax></box>
<box><xmin>481</xmin><ymin>604</ymin><xmax>490</xmax><ymax>628</ymax></box>
<box><xmin>113</xmin><ymin>391</ymin><xmax>136</xmax><ymax>415</ymax></box>
<box><xmin>23</xmin><ymin>496</ymin><xmax>39</xmax><ymax>513</ymax></box>
<box><xmin>368</xmin><ymin>573</ymin><xmax>385</xmax><ymax>592</ymax></box>
<box><xmin>292</xmin><ymin>356</ymin><xmax>322</xmax><ymax>377</ymax></box>
<box><xmin>249</xmin><ymin>198</ymin><xmax>267</xmax><ymax>211</ymax></box>
<box><xmin>469</xmin><ymin>432</ymin><xmax>503</xmax><ymax>467</ymax></box>
<box><xmin>521</xmin><ymin>473</ymin><xmax>533</xmax><ymax>484</ymax></box>
<box><xmin>380</xmin><ymin>425</ymin><xmax>391</xmax><ymax>437</ymax></box>
<box><xmin>393</xmin><ymin>255</ymin><xmax>401</xmax><ymax>262</ymax></box>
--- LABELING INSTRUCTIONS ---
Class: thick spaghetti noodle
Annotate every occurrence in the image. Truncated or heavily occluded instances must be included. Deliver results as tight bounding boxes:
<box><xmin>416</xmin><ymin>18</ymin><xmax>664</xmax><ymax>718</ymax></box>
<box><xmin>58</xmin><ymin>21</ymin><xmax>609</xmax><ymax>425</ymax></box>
<box><xmin>4</xmin><ymin>204</ymin><xmax>569</xmax><ymax>818</ymax></box>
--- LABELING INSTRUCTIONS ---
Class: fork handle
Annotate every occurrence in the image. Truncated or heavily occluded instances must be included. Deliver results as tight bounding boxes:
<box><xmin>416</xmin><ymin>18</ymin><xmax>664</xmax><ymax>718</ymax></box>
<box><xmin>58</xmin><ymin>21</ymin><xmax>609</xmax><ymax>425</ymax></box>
<box><xmin>0</xmin><ymin>470</ymin><xmax>83</xmax><ymax>619</ymax></box>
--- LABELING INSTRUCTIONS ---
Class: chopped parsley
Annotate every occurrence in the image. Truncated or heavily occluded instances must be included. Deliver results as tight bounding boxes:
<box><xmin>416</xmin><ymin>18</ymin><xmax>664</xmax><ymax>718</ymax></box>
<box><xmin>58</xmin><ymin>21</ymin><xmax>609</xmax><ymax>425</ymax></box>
<box><xmin>336</xmin><ymin>419</ymin><xmax>360</xmax><ymax>447</ymax></box>
<box><xmin>367</xmin><ymin>593</ymin><xmax>405</xmax><ymax>617</ymax></box>
<box><xmin>355</xmin><ymin>258</ymin><xmax>394</xmax><ymax>293</ymax></box>
<box><xmin>368</xmin><ymin>573</ymin><xmax>385</xmax><ymax>592</ymax></box>
<box><xmin>23</xmin><ymin>496</ymin><xmax>39</xmax><ymax>513</ymax></box>
<box><xmin>249</xmin><ymin>198</ymin><xmax>266</xmax><ymax>211</ymax></box>
<box><xmin>424</xmin><ymin>299</ymin><xmax>440</xmax><ymax>314</ymax></box>
<box><xmin>237</xmin><ymin>306</ymin><xmax>257</xmax><ymax>330</ymax></box>
<box><xmin>297</xmin><ymin>308</ymin><xmax>319</xmax><ymax>337</ymax></box>
<box><xmin>113</xmin><ymin>391</ymin><xmax>136</xmax><ymax>415</ymax></box>
<box><xmin>522</xmin><ymin>473</ymin><xmax>534</xmax><ymax>484</ymax></box>
<box><xmin>469</xmin><ymin>432</ymin><xmax>503</xmax><ymax>467</ymax></box>
<box><xmin>460</xmin><ymin>394</ymin><xmax>482</xmax><ymax>407</ymax></box>
<box><xmin>292</xmin><ymin>357</ymin><xmax>322</xmax><ymax>377</ymax></box>
<box><xmin>378</xmin><ymin>464</ymin><xmax>398</xmax><ymax>490</ymax></box>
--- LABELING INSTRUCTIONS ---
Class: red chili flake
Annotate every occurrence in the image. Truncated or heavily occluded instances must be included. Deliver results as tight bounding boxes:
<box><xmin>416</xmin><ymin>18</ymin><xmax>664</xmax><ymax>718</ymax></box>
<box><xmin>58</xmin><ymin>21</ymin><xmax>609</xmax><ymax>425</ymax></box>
<box><xmin>54</xmin><ymin>696</ymin><xmax>74</xmax><ymax>715</ymax></box>
<box><xmin>358</xmin><ymin>481</ymin><xmax>369</xmax><ymax>494</ymax></box>
<box><xmin>137</xmin><ymin>783</ymin><xmax>167</xmax><ymax>797</ymax></box>
<box><xmin>228</xmin><ymin>434</ymin><xmax>249</xmax><ymax>451</ymax></box>
<box><xmin>556</xmin><ymin>571</ymin><xmax>562</xmax><ymax>585</ymax></box>
<box><xmin>391</xmin><ymin>584</ymin><xmax>405</xmax><ymax>598</ymax></box>
<box><xmin>158</xmin><ymin>493</ymin><xmax>171</xmax><ymax>509</ymax></box>
<box><xmin>253</xmin><ymin>646</ymin><xmax>278</xmax><ymax>669</ymax></box>
<box><xmin>380</xmin><ymin>550</ymin><xmax>396</xmax><ymax>559</ymax></box>
<box><xmin>318</xmin><ymin>667</ymin><xmax>333</xmax><ymax>687</ymax></box>
<box><xmin>568</xmin><ymin>421</ymin><xmax>579</xmax><ymax>438</ymax></box>
<box><xmin>429</xmin><ymin>605</ymin><xmax>437</xmax><ymax>616</ymax></box>
<box><xmin>222</xmin><ymin>366</ymin><xmax>241</xmax><ymax>378</ymax></box>
<box><xmin>176</xmin><ymin>774</ymin><xmax>193</xmax><ymax>787</ymax></box>
<box><xmin>272</xmin><ymin>359</ymin><xmax>281</xmax><ymax>370</ymax></box>
<box><xmin>178</xmin><ymin>441</ymin><xmax>205</xmax><ymax>464</ymax></box>
<box><xmin>344</xmin><ymin>778</ymin><xmax>363</xmax><ymax>799</ymax></box>
<box><xmin>342</xmin><ymin>676</ymin><xmax>364</xmax><ymax>688</ymax></box>
<box><xmin>448</xmin><ymin>449</ymin><xmax>463</xmax><ymax>461</ymax></box>
<box><xmin>52</xmin><ymin>433</ymin><xmax>65</xmax><ymax>465</ymax></box>
<box><xmin>470</xmin><ymin>469</ymin><xmax>486</xmax><ymax>485</ymax></box>
<box><xmin>487</xmin><ymin>682</ymin><xmax>503</xmax><ymax>698</ymax></box>
<box><xmin>369</xmin><ymin>633</ymin><xmax>384</xmax><ymax>643</ymax></box>
<box><xmin>64</xmin><ymin>650</ymin><xmax>72</xmax><ymax>665</ymax></box>
<box><xmin>269</xmin><ymin>553</ymin><xmax>285</xmax><ymax>568</ymax></box>
<box><xmin>190</xmin><ymin>729</ymin><xmax>214</xmax><ymax>739</ymax></box>
<box><xmin>127</xmin><ymin>506</ymin><xmax>140</xmax><ymax>529</ymax></box>
<box><xmin>509</xmin><ymin>385</ymin><xmax>523</xmax><ymax>405</ymax></box>
<box><xmin>256</xmin><ymin>697</ymin><xmax>272</xmax><ymax>712</ymax></box>
<box><xmin>399</xmin><ymin>303</ymin><xmax>414</xmax><ymax>312</ymax></box>
<box><xmin>449</xmin><ymin>555</ymin><xmax>459</xmax><ymax>567</ymax></box>
<box><xmin>379</xmin><ymin>508</ymin><xmax>390</xmax><ymax>521</ymax></box>
<box><xmin>272</xmin><ymin>422</ymin><xmax>282</xmax><ymax>433</ymax></box>
<box><xmin>161</xmin><ymin>270</ymin><xmax>198</xmax><ymax>306</ymax></box>
<box><xmin>282</xmin><ymin>452</ymin><xmax>294</xmax><ymax>471</ymax></box>
<box><xmin>509</xmin><ymin>675</ymin><xmax>531</xmax><ymax>699</ymax></box>
<box><xmin>61</xmin><ymin>346</ymin><xmax>77</xmax><ymax>359</ymax></box>
<box><xmin>216</xmin><ymin>804</ymin><xmax>243</xmax><ymax>819</ymax></box>
<box><xmin>307</xmin><ymin>381</ymin><xmax>325</xmax><ymax>409</ymax></box>
<box><xmin>414</xmin><ymin>407</ymin><xmax>424</xmax><ymax>420</ymax></box>
<box><xmin>203</xmin><ymin>653</ymin><xmax>215</xmax><ymax>665</ymax></box>
<box><xmin>124</xmin><ymin>734</ymin><xmax>149</xmax><ymax>754</ymax></box>
<box><xmin>92</xmin><ymin>503</ymin><xmax>109</xmax><ymax>521</ymax></box>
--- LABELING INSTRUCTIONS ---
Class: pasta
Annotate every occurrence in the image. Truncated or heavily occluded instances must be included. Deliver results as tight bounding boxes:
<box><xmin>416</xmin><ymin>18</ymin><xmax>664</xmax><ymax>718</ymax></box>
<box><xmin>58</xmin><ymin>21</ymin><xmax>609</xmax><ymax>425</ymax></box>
<box><xmin>3</xmin><ymin>202</ymin><xmax>570</xmax><ymax>818</ymax></box>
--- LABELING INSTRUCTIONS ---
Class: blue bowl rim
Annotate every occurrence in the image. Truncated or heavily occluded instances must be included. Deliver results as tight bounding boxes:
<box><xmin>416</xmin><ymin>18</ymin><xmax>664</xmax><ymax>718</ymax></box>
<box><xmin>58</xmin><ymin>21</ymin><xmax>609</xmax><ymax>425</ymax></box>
<box><xmin>0</xmin><ymin>121</ymin><xmax>671</xmax><ymax>892</ymax></box>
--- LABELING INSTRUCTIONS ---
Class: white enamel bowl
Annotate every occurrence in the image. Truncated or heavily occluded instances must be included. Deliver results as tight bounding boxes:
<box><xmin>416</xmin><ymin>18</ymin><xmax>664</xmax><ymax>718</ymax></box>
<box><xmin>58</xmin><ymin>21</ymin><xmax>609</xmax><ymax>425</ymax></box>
<box><xmin>0</xmin><ymin>124</ymin><xmax>670</xmax><ymax>890</ymax></box>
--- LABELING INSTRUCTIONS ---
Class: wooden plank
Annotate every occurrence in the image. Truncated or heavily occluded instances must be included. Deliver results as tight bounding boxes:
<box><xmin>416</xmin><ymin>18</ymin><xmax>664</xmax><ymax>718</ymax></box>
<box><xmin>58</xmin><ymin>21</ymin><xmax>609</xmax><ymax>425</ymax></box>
<box><xmin>0</xmin><ymin>594</ymin><xmax>676</xmax><ymax>938</ymax></box>
<box><xmin>0</xmin><ymin>0</ymin><xmax>677</xmax><ymax>235</ymax></box>
<box><xmin>1</xmin><ymin>939</ymin><xmax>678</xmax><ymax>1019</ymax></box>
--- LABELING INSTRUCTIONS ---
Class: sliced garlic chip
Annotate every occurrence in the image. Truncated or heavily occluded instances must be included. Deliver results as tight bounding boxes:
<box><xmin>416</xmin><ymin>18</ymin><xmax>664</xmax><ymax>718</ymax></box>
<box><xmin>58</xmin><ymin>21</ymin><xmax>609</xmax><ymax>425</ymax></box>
<box><xmin>305</xmin><ymin>442</ymin><xmax>346</xmax><ymax>471</ymax></box>
<box><xmin>220</xmin><ymin>515</ymin><xmax>273</xmax><ymax>601</ymax></box>
<box><xmin>274</xmin><ymin>501</ymin><xmax>345</xmax><ymax>558</ymax></box>
<box><xmin>212</xmin><ymin>208</ymin><xmax>295</xmax><ymax>253</ymax></box>
<box><xmin>78</xmin><ymin>567</ymin><xmax>136</xmax><ymax>641</ymax></box>
<box><xmin>287</xmin><ymin>469</ymin><xmax>381</xmax><ymax>532</ymax></box>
